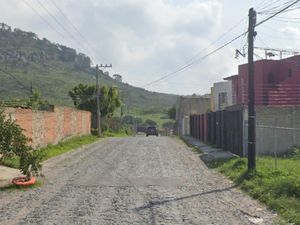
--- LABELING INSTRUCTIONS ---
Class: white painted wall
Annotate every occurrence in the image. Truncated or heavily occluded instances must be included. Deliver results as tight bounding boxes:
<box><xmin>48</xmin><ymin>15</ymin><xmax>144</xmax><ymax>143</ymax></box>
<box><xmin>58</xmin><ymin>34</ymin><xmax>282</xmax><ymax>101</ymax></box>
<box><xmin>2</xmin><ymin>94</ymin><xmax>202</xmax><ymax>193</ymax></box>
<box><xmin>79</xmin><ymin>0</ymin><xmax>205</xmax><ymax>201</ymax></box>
<box><xmin>212</xmin><ymin>81</ymin><xmax>233</xmax><ymax>111</ymax></box>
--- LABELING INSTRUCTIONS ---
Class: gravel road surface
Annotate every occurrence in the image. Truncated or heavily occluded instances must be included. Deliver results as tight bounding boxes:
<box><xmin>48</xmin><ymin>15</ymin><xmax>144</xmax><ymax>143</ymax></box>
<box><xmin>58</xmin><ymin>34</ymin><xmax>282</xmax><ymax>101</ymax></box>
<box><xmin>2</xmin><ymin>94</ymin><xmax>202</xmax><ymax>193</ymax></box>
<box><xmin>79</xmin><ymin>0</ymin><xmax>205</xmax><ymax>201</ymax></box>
<box><xmin>0</xmin><ymin>137</ymin><xmax>277</xmax><ymax>225</ymax></box>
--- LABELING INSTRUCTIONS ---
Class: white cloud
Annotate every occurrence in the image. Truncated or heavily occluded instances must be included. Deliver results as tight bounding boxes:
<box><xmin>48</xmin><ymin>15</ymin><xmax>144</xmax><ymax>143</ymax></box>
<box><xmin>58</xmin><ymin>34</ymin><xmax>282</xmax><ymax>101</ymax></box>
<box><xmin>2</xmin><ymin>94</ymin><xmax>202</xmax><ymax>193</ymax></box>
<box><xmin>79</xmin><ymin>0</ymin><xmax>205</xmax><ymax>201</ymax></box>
<box><xmin>1</xmin><ymin>0</ymin><xmax>287</xmax><ymax>95</ymax></box>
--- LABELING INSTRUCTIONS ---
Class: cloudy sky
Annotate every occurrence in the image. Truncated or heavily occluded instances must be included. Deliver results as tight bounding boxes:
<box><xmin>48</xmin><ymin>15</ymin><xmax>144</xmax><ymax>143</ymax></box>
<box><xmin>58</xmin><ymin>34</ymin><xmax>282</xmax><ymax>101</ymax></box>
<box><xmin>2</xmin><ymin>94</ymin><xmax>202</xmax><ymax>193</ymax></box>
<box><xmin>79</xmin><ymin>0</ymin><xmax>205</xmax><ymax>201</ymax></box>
<box><xmin>1</xmin><ymin>0</ymin><xmax>300</xmax><ymax>95</ymax></box>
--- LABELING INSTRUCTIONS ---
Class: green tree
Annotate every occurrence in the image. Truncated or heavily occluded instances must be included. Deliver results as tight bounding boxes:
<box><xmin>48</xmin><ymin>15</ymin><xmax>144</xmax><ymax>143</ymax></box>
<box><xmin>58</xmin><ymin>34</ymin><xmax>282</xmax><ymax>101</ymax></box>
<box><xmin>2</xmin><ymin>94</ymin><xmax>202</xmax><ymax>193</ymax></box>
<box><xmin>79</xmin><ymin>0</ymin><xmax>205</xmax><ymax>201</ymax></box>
<box><xmin>168</xmin><ymin>106</ymin><xmax>176</xmax><ymax>119</ymax></box>
<box><xmin>27</xmin><ymin>90</ymin><xmax>48</xmax><ymax>110</ymax></box>
<box><xmin>122</xmin><ymin>116</ymin><xmax>143</xmax><ymax>125</ymax></box>
<box><xmin>69</xmin><ymin>83</ymin><xmax>121</xmax><ymax>117</ymax></box>
<box><xmin>0</xmin><ymin>109</ymin><xmax>41</xmax><ymax>179</ymax></box>
<box><xmin>145</xmin><ymin>119</ymin><xmax>157</xmax><ymax>127</ymax></box>
<box><xmin>0</xmin><ymin>109</ymin><xmax>29</xmax><ymax>162</ymax></box>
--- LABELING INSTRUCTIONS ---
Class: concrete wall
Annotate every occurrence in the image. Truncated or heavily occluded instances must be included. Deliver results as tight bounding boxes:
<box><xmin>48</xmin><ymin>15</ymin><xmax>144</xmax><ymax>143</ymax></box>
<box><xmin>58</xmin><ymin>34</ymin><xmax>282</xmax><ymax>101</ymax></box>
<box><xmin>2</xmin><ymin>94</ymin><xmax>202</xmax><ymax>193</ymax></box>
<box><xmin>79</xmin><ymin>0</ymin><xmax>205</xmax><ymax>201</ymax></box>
<box><xmin>211</xmin><ymin>81</ymin><xmax>233</xmax><ymax>111</ymax></box>
<box><xmin>4</xmin><ymin>106</ymin><xmax>91</xmax><ymax>148</ymax></box>
<box><xmin>256</xmin><ymin>106</ymin><xmax>300</xmax><ymax>155</ymax></box>
<box><xmin>176</xmin><ymin>96</ymin><xmax>210</xmax><ymax>136</ymax></box>
<box><xmin>243</xmin><ymin>106</ymin><xmax>300</xmax><ymax>155</ymax></box>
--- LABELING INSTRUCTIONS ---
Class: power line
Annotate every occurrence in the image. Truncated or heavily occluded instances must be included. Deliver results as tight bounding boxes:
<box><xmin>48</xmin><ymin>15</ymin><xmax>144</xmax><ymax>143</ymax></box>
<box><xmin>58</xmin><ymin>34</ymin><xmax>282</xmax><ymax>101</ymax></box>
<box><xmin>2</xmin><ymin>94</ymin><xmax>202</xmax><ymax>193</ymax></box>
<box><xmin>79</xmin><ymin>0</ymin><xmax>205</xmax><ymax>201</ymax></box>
<box><xmin>48</xmin><ymin>0</ymin><xmax>87</xmax><ymax>42</ymax></box>
<box><xmin>141</xmin><ymin>0</ymin><xmax>300</xmax><ymax>89</ymax></box>
<box><xmin>47</xmin><ymin>0</ymin><xmax>106</xmax><ymax>63</ymax></box>
<box><xmin>23</xmin><ymin>0</ymin><xmax>106</xmax><ymax>66</ymax></box>
<box><xmin>258</xmin><ymin>0</ymin><xmax>300</xmax><ymax>14</ymax></box>
<box><xmin>34</xmin><ymin>0</ymin><xmax>95</xmax><ymax>59</ymax></box>
<box><xmin>35</xmin><ymin>0</ymin><xmax>79</xmax><ymax>43</ymax></box>
<box><xmin>141</xmin><ymin>31</ymin><xmax>248</xmax><ymax>88</ymax></box>
<box><xmin>181</xmin><ymin>17</ymin><xmax>247</xmax><ymax>66</ymax></box>
<box><xmin>0</xmin><ymin>68</ymin><xmax>32</xmax><ymax>94</ymax></box>
<box><xmin>258</xmin><ymin>0</ymin><xmax>297</xmax><ymax>13</ymax></box>
<box><xmin>142</xmin><ymin>18</ymin><xmax>247</xmax><ymax>88</ymax></box>
<box><xmin>22</xmin><ymin>0</ymin><xmax>67</xmax><ymax>41</ymax></box>
<box><xmin>256</xmin><ymin>0</ymin><xmax>300</xmax><ymax>27</ymax></box>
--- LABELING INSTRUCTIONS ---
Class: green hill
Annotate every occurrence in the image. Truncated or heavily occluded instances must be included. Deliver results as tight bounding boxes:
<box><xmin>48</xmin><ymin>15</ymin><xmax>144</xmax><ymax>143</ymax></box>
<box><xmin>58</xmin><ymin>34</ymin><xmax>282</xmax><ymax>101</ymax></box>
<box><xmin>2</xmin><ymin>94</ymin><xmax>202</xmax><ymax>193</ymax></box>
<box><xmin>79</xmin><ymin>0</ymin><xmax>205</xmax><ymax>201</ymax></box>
<box><xmin>0</xmin><ymin>23</ymin><xmax>177</xmax><ymax>115</ymax></box>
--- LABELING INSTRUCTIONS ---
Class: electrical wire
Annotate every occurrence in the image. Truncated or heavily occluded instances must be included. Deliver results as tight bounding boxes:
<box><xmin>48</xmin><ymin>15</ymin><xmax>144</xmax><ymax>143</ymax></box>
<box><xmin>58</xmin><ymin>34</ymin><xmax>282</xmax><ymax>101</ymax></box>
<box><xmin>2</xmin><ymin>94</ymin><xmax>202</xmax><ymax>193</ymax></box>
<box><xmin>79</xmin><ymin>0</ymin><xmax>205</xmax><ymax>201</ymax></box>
<box><xmin>256</xmin><ymin>0</ymin><xmax>300</xmax><ymax>27</ymax></box>
<box><xmin>22</xmin><ymin>0</ymin><xmax>67</xmax><ymax>41</ymax></box>
<box><xmin>48</xmin><ymin>0</ymin><xmax>108</xmax><ymax>63</ymax></box>
<box><xmin>141</xmin><ymin>0</ymin><xmax>300</xmax><ymax>88</ymax></box>
<box><xmin>35</xmin><ymin>0</ymin><xmax>82</xmax><ymax>47</ymax></box>
<box><xmin>0</xmin><ymin>68</ymin><xmax>32</xmax><ymax>93</ymax></box>
<box><xmin>141</xmin><ymin>31</ymin><xmax>248</xmax><ymax>88</ymax></box>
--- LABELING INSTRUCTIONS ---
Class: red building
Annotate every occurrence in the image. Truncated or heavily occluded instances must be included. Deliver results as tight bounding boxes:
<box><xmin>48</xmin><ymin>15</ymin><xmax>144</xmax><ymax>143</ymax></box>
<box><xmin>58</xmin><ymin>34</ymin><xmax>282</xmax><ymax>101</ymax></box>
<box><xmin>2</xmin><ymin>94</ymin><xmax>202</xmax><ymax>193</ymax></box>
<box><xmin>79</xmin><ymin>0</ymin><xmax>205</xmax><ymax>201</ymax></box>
<box><xmin>227</xmin><ymin>55</ymin><xmax>300</xmax><ymax>106</ymax></box>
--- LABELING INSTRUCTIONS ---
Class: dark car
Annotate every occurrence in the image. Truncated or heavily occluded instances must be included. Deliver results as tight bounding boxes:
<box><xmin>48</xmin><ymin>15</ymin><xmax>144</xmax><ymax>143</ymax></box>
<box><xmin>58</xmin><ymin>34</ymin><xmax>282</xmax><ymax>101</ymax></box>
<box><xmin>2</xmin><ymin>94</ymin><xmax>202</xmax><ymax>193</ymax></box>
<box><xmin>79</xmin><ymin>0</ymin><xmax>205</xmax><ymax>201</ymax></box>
<box><xmin>146</xmin><ymin>126</ymin><xmax>158</xmax><ymax>136</ymax></box>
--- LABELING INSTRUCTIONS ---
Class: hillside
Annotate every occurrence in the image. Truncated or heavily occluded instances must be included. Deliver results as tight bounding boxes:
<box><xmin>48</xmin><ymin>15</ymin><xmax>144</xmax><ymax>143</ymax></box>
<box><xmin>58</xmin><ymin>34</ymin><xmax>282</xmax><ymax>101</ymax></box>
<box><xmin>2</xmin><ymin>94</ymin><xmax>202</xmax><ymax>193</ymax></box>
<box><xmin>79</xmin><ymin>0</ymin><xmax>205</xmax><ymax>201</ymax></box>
<box><xmin>0</xmin><ymin>23</ymin><xmax>177</xmax><ymax>115</ymax></box>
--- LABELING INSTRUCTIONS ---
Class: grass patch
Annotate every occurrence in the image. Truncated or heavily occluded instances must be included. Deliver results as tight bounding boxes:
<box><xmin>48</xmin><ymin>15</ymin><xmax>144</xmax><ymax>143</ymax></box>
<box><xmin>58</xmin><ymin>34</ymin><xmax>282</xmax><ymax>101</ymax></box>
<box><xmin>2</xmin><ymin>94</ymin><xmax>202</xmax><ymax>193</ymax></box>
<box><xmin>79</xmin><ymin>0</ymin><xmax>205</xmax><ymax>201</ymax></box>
<box><xmin>39</xmin><ymin>135</ymin><xmax>100</xmax><ymax>161</ymax></box>
<box><xmin>102</xmin><ymin>131</ymin><xmax>130</xmax><ymax>137</ymax></box>
<box><xmin>213</xmin><ymin>156</ymin><xmax>300</xmax><ymax>225</ymax></box>
<box><xmin>1</xmin><ymin>135</ymin><xmax>100</xmax><ymax>169</ymax></box>
<box><xmin>136</xmin><ymin>113</ymin><xmax>175</xmax><ymax>128</ymax></box>
<box><xmin>1</xmin><ymin>157</ymin><xmax>20</xmax><ymax>169</ymax></box>
<box><xmin>0</xmin><ymin>179</ymin><xmax>42</xmax><ymax>192</ymax></box>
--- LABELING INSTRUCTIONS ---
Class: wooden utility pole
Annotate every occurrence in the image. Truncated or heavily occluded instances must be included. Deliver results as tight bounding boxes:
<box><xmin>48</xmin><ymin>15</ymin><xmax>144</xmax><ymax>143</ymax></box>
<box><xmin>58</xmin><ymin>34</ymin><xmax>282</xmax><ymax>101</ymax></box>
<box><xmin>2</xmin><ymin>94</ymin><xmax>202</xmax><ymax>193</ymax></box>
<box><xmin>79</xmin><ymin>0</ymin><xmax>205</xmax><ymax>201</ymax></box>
<box><xmin>95</xmin><ymin>64</ymin><xmax>101</xmax><ymax>137</ymax></box>
<box><xmin>248</xmin><ymin>8</ymin><xmax>257</xmax><ymax>170</ymax></box>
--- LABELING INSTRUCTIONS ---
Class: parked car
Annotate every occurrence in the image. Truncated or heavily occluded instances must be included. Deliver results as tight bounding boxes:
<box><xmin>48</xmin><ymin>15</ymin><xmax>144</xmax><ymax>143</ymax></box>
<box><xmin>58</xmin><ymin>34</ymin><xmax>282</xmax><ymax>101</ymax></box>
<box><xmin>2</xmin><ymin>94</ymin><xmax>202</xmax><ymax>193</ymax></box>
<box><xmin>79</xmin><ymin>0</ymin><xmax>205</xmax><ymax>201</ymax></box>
<box><xmin>146</xmin><ymin>126</ymin><xmax>158</xmax><ymax>136</ymax></box>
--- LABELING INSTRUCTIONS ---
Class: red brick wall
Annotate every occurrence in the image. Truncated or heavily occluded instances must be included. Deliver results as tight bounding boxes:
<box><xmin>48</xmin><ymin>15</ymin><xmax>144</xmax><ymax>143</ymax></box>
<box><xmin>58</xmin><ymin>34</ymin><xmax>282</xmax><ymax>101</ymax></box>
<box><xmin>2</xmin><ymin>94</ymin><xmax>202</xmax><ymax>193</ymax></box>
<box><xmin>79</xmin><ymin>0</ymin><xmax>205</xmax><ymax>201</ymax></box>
<box><xmin>4</xmin><ymin>106</ymin><xmax>91</xmax><ymax>148</ymax></box>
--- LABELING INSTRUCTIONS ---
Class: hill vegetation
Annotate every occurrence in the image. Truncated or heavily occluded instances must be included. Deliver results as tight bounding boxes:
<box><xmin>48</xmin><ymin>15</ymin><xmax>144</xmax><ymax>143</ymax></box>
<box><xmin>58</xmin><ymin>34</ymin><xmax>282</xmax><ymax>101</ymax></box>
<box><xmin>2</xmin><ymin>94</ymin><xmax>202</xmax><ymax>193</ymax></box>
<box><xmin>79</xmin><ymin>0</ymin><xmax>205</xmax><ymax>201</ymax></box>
<box><xmin>0</xmin><ymin>23</ymin><xmax>177</xmax><ymax>116</ymax></box>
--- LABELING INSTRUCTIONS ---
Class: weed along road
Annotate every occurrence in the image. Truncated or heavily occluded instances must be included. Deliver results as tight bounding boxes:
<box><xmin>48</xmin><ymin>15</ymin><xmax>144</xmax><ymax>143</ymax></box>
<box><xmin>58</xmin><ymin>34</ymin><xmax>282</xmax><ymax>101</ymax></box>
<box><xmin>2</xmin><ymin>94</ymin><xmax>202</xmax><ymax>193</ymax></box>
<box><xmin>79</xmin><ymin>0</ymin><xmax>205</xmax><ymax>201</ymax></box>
<box><xmin>0</xmin><ymin>137</ymin><xmax>277</xmax><ymax>225</ymax></box>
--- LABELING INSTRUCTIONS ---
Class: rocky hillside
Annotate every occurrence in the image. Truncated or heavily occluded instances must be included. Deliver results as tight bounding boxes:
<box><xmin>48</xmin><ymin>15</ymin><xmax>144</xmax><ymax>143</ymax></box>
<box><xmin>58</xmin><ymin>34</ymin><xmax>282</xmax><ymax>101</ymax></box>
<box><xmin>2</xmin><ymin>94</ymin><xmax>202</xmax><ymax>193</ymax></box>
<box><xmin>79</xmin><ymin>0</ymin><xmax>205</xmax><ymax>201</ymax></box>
<box><xmin>0</xmin><ymin>23</ymin><xmax>177</xmax><ymax>114</ymax></box>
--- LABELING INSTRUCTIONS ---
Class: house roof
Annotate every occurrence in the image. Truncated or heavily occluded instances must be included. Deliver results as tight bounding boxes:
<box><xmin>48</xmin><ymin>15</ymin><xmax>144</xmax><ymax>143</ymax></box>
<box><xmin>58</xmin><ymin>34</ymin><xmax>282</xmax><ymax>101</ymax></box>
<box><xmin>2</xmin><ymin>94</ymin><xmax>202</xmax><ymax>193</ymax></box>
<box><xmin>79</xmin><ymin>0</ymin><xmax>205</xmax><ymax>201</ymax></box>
<box><xmin>223</xmin><ymin>75</ymin><xmax>238</xmax><ymax>80</ymax></box>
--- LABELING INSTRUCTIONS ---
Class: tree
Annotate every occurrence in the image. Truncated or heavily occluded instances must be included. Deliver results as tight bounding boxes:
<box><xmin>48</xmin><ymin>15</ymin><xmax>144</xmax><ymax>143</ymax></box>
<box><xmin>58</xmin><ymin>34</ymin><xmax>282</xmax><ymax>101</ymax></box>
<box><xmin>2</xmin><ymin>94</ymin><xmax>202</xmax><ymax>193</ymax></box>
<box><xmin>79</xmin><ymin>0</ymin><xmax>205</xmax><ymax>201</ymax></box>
<box><xmin>145</xmin><ymin>119</ymin><xmax>157</xmax><ymax>127</ymax></box>
<box><xmin>0</xmin><ymin>109</ymin><xmax>41</xmax><ymax>180</ymax></box>
<box><xmin>122</xmin><ymin>115</ymin><xmax>135</xmax><ymax>125</ymax></box>
<box><xmin>0</xmin><ymin>108</ymin><xmax>29</xmax><ymax>162</ymax></box>
<box><xmin>69</xmin><ymin>83</ymin><xmax>121</xmax><ymax>117</ymax></box>
<box><xmin>168</xmin><ymin>106</ymin><xmax>176</xmax><ymax>119</ymax></box>
<box><xmin>122</xmin><ymin>116</ymin><xmax>143</xmax><ymax>125</ymax></box>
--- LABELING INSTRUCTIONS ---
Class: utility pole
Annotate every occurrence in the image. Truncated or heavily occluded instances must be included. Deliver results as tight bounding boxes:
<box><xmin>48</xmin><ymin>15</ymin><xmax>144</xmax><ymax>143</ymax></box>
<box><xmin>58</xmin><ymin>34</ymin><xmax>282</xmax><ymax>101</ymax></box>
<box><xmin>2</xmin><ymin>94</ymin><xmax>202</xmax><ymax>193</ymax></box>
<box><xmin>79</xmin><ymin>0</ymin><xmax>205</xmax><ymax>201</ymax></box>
<box><xmin>95</xmin><ymin>64</ymin><xmax>101</xmax><ymax>137</ymax></box>
<box><xmin>248</xmin><ymin>8</ymin><xmax>257</xmax><ymax>170</ymax></box>
<box><xmin>121</xmin><ymin>84</ymin><xmax>124</xmax><ymax>117</ymax></box>
<box><xmin>96</xmin><ymin>64</ymin><xmax>112</xmax><ymax>136</ymax></box>
<box><xmin>30</xmin><ymin>82</ymin><xmax>33</xmax><ymax>94</ymax></box>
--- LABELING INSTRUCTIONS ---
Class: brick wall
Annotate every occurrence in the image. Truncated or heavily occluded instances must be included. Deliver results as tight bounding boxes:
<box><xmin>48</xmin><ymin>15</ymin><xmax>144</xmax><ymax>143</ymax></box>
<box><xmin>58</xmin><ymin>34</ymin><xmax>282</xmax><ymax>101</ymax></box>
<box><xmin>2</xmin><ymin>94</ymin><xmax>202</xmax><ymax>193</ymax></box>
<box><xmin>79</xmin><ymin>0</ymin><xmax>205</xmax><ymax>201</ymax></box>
<box><xmin>4</xmin><ymin>106</ymin><xmax>91</xmax><ymax>148</ymax></box>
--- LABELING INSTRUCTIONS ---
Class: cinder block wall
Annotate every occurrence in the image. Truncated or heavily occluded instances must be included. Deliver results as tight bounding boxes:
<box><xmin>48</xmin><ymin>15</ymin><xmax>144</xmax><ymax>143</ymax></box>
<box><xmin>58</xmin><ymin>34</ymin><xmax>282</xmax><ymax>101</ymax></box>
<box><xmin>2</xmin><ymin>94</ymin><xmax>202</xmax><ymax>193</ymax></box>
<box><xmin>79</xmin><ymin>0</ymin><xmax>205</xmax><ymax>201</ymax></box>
<box><xmin>255</xmin><ymin>106</ymin><xmax>300</xmax><ymax>155</ymax></box>
<box><xmin>4</xmin><ymin>106</ymin><xmax>91</xmax><ymax>148</ymax></box>
<box><xmin>175</xmin><ymin>96</ymin><xmax>211</xmax><ymax>136</ymax></box>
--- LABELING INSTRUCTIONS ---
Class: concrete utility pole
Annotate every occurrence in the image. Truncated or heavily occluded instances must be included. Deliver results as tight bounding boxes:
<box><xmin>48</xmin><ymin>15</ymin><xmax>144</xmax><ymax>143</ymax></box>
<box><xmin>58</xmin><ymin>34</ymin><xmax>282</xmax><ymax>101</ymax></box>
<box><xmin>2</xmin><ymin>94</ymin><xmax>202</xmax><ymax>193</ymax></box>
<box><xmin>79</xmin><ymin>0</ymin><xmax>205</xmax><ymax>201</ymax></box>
<box><xmin>121</xmin><ymin>84</ymin><xmax>124</xmax><ymax>117</ymax></box>
<box><xmin>95</xmin><ymin>63</ymin><xmax>113</xmax><ymax>136</ymax></box>
<box><xmin>95</xmin><ymin>64</ymin><xmax>101</xmax><ymax>137</ymax></box>
<box><xmin>247</xmin><ymin>8</ymin><xmax>257</xmax><ymax>170</ymax></box>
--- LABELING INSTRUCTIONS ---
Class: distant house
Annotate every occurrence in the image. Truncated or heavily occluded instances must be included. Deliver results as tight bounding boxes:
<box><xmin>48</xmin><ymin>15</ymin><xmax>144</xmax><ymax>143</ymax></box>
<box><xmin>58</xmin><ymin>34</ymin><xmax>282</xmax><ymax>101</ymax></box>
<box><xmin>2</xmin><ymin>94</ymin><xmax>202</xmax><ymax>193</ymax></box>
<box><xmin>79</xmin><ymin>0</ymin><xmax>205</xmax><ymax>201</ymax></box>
<box><xmin>175</xmin><ymin>95</ymin><xmax>210</xmax><ymax>136</ymax></box>
<box><xmin>210</xmin><ymin>80</ymin><xmax>233</xmax><ymax>111</ymax></box>
<box><xmin>229</xmin><ymin>55</ymin><xmax>300</xmax><ymax>106</ymax></box>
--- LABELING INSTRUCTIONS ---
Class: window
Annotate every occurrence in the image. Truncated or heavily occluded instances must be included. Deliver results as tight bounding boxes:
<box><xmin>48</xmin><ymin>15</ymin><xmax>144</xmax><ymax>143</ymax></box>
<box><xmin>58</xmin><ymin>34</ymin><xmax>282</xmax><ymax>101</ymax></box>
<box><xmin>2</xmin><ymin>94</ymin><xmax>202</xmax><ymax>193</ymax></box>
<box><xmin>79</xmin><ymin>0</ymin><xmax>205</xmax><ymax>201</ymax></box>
<box><xmin>219</xmin><ymin>92</ymin><xmax>227</xmax><ymax>104</ymax></box>
<box><xmin>218</xmin><ymin>92</ymin><xmax>228</xmax><ymax>110</ymax></box>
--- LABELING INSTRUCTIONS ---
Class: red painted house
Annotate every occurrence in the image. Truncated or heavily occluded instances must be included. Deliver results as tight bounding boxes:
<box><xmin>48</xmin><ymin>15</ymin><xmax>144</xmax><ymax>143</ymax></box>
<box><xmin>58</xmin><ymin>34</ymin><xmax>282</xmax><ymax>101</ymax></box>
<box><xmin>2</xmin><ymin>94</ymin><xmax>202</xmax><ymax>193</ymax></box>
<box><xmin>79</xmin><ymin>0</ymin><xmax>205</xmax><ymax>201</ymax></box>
<box><xmin>227</xmin><ymin>55</ymin><xmax>300</xmax><ymax>106</ymax></box>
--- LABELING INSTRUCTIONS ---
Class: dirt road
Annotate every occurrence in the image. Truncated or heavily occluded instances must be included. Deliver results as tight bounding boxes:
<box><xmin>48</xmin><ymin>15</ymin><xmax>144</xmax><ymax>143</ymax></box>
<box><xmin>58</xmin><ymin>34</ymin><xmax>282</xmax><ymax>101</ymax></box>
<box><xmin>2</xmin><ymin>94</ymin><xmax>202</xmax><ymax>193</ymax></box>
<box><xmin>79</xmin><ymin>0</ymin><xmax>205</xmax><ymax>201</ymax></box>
<box><xmin>0</xmin><ymin>137</ymin><xmax>277</xmax><ymax>225</ymax></box>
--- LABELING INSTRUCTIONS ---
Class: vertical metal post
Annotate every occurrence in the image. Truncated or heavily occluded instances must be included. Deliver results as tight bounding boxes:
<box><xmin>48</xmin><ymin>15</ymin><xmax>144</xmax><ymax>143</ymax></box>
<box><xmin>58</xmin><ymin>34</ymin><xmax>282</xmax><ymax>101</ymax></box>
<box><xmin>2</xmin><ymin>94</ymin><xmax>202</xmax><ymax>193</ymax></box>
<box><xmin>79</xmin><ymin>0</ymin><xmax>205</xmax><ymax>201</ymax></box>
<box><xmin>248</xmin><ymin>8</ymin><xmax>257</xmax><ymax>170</ymax></box>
